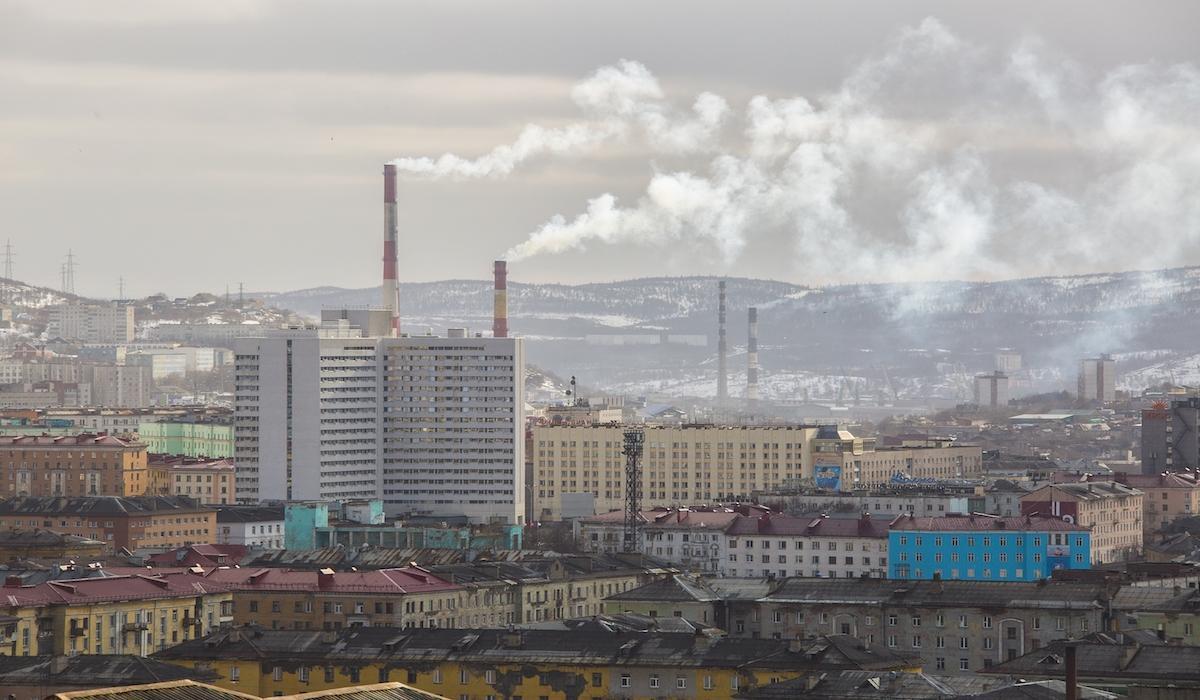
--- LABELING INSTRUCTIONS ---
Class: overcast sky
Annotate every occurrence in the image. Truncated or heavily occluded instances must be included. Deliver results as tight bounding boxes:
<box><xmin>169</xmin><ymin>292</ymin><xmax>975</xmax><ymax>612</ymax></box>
<box><xmin>2</xmin><ymin>0</ymin><xmax>1198</xmax><ymax>298</ymax></box>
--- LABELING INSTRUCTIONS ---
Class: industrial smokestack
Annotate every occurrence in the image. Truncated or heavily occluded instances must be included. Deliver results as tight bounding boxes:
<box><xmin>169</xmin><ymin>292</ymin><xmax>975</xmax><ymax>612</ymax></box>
<box><xmin>717</xmin><ymin>281</ymin><xmax>728</xmax><ymax>404</ymax></box>
<box><xmin>493</xmin><ymin>260</ymin><xmax>508</xmax><ymax>338</ymax></box>
<box><xmin>747</xmin><ymin>306</ymin><xmax>759</xmax><ymax>404</ymax></box>
<box><xmin>383</xmin><ymin>164</ymin><xmax>400</xmax><ymax>336</ymax></box>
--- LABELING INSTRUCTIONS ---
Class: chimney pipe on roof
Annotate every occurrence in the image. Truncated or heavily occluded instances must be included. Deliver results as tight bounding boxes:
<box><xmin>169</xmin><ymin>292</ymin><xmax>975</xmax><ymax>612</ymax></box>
<box><xmin>493</xmin><ymin>260</ymin><xmax>508</xmax><ymax>338</ymax></box>
<box><xmin>1065</xmin><ymin>642</ymin><xmax>1078</xmax><ymax>700</ymax></box>
<box><xmin>382</xmin><ymin>164</ymin><xmax>400</xmax><ymax>336</ymax></box>
<box><xmin>747</xmin><ymin>307</ymin><xmax>759</xmax><ymax>406</ymax></box>
<box><xmin>717</xmin><ymin>281</ymin><xmax>728</xmax><ymax>404</ymax></box>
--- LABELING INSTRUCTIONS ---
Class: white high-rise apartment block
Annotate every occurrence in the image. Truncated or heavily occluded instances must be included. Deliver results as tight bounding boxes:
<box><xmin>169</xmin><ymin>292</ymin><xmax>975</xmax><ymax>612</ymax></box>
<box><xmin>234</xmin><ymin>329</ymin><xmax>524</xmax><ymax>524</ymax></box>
<box><xmin>47</xmin><ymin>303</ymin><xmax>135</xmax><ymax>343</ymax></box>
<box><xmin>1078</xmin><ymin>354</ymin><xmax>1116</xmax><ymax>402</ymax></box>
<box><xmin>973</xmin><ymin>371</ymin><xmax>1009</xmax><ymax>408</ymax></box>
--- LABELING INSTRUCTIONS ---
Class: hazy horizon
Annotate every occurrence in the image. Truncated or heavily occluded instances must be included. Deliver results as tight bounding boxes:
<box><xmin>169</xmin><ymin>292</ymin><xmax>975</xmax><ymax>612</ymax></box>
<box><xmin>2</xmin><ymin>0</ymin><xmax>1197</xmax><ymax>298</ymax></box>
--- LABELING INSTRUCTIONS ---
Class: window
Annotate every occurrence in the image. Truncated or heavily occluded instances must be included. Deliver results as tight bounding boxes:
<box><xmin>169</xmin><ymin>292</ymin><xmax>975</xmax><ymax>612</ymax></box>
<box><xmin>592</xmin><ymin>673</ymin><xmax>602</xmax><ymax>687</ymax></box>
<box><xmin>888</xmin><ymin>635</ymin><xmax>897</xmax><ymax>648</ymax></box>
<box><xmin>273</xmin><ymin>667</ymin><xmax>282</xmax><ymax>681</ymax></box>
<box><xmin>912</xmin><ymin>635</ymin><xmax>922</xmax><ymax>648</ymax></box>
<box><xmin>299</xmin><ymin>667</ymin><xmax>309</xmax><ymax>683</ymax></box>
<box><xmin>325</xmin><ymin>667</ymin><xmax>335</xmax><ymax>683</ymax></box>
<box><xmin>960</xmin><ymin>658</ymin><xmax>970</xmax><ymax>671</ymax></box>
<box><xmin>704</xmin><ymin>675</ymin><xmax>714</xmax><ymax>690</ymax></box>
<box><xmin>731</xmin><ymin>676</ymin><xmax>740</xmax><ymax>690</ymax></box>
<box><xmin>230</xmin><ymin>667</ymin><xmax>240</xmax><ymax>683</ymax></box>
<box><xmin>486</xmin><ymin>670</ymin><xmax>497</xmax><ymax>683</ymax></box>
<box><xmin>676</xmin><ymin>677</ymin><xmax>687</xmax><ymax>689</ymax></box>
<box><xmin>460</xmin><ymin>669</ymin><xmax>469</xmax><ymax>684</ymax></box>
<box><xmin>983</xmin><ymin>616</ymin><xmax>992</xmax><ymax>629</ymax></box>
<box><xmin>888</xmin><ymin>615</ymin><xmax>898</xmax><ymax>626</ymax></box>
<box><xmin>433</xmin><ymin>669</ymin><xmax>443</xmax><ymax>684</ymax></box>
<box><xmin>650</xmin><ymin>674</ymin><xmax>660</xmax><ymax>689</ymax></box>
<box><xmin>960</xmin><ymin>637</ymin><xmax>969</xmax><ymax>649</ymax></box>
<box><xmin>936</xmin><ymin>657</ymin><xmax>945</xmax><ymax>670</ymax></box>
<box><xmin>620</xmin><ymin>675</ymin><xmax>631</xmax><ymax>688</ymax></box>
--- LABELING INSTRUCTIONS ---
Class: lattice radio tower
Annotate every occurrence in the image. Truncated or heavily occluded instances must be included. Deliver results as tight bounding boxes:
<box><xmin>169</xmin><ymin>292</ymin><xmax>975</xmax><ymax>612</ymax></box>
<box><xmin>622</xmin><ymin>428</ymin><xmax>645</xmax><ymax>553</ymax></box>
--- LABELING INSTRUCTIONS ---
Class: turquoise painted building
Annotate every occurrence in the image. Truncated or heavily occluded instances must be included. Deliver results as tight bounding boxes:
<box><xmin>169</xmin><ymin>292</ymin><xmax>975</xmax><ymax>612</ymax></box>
<box><xmin>888</xmin><ymin>514</ymin><xmax>1090</xmax><ymax>582</ymax></box>
<box><xmin>284</xmin><ymin>500</ymin><xmax>524</xmax><ymax>551</ymax></box>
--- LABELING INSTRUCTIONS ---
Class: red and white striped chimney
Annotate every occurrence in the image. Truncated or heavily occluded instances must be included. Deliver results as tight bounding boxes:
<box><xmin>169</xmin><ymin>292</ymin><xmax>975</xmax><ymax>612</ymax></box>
<box><xmin>382</xmin><ymin>164</ymin><xmax>400</xmax><ymax>336</ymax></box>
<box><xmin>493</xmin><ymin>260</ymin><xmax>508</xmax><ymax>338</ymax></box>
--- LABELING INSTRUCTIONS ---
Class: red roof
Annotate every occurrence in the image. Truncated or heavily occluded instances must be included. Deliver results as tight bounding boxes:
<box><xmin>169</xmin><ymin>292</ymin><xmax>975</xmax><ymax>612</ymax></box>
<box><xmin>0</xmin><ymin>434</ymin><xmax>140</xmax><ymax>448</ymax></box>
<box><xmin>0</xmin><ymin>571</ymin><xmax>228</xmax><ymax>606</ymax></box>
<box><xmin>201</xmin><ymin>566</ymin><xmax>460</xmax><ymax>594</ymax></box>
<box><xmin>725</xmin><ymin>513</ymin><xmax>889</xmax><ymax>538</ymax></box>
<box><xmin>888</xmin><ymin>514</ymin><xmax>1088</xmax><ymax>532</ymax></box>
<box><xmin>146</xmin><ymin>544</ymin><xmax>247</xmax><ymax>568</ymax></box>
<box><xmin>147</xmin><ymin>455</ymin><xmax>234</xmax><ymax>470</ymax></box>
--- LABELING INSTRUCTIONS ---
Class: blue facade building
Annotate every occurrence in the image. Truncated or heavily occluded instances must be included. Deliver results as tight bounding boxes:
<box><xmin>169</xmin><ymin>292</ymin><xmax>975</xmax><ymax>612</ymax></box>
<box><xmin>887</xmin><ymin>514</ymin><xmax>1090</xmax><ymax>581</ymax></box>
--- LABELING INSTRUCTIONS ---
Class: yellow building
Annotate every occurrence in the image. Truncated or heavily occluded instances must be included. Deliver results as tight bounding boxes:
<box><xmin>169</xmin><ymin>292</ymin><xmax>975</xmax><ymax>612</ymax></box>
<box><xmin>49</xmin><ymin>680</ymin><xmax>449</xmax><ymax>700</ymax></box>
<box><xmin>532</xmin><ymin>425</ymin><xmax>820</xmax><ymax>519</ymax></box>
<box><xmin>148</xmin><ymin>455</ymin><xmax>237</xmax><ymax>505</ymax></box>
<box><xmin>154</xmin><ymin>627</ymin><xmax>921</xmax><ymax>699</ymax></box>
<box><xmin>1021</xmin><ymin>481</ymin><xmax>1145</xmax><ymax>563</ymax></box>
<box><xmin>0</xmin><ymin>570</ymin><xmax>231</xmax><ymax>656</ymax></box>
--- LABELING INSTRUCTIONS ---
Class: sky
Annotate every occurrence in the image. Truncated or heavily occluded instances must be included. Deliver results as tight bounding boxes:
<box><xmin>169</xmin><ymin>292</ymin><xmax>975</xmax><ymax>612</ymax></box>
<box><xmin>1</xmin><ymin>0</ymin><xmax>1198</xmax><ymax>298</ymax></box>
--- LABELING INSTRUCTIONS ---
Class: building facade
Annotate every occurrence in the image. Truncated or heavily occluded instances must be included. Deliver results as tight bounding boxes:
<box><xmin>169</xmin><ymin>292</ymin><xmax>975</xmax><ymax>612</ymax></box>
<box><xmin>531</xmin><ymin>425</ymin><xmax>820</xmax><ymax>520</ymax></box>
<box><xmin>1078</xmin><ymin>355</ymin><xmax>1116</xmax><ymax>403</ymax></box>
<box><xmin>139</xmin><ymin>419</ymin><xmax>234</xmax><ymax>458</ymax></box>
<box><xmin>234</xmin><ymin>331</ymin><xmax>525</xmax><ymax>524</ymax></box>
<box><xmin>1141</xmin><ymin>398</ymin><xmax>1200</xmax><ymax>473</ymax></box>
<box><xmin>887</xmin><ymin>514</ymin><xmax>1091</xmax><ymax>581</ymax></box>
<box><xmin>722</xmin><ymin>513</ymin><xmax>890</xmax><ymax>579</ymax></box>
<box><xmin>0</xmin><ymin>434</ymin><xmax>149</xmax><ymax>497</ymax></box>
<box><xmin>1020</xmin><ymin>482</ymin><xmax>1144</xmax><ymax>563</ymax></box>
<box><xmin>215</xmin><ymin>505</ymin><xmax>285</xmax><ymax>548</ymax></box>
<box><xmin>0</xmin><ymin>496</ymin><xmax>216</xmax><ymax>550</ymax></box>
<box><xmin>47</xmin><ymin>304</ymin><xmax>135</xmax><ymax>344</ymax></box>
<box><xmin>973</xmin><ymin>372</ymin><xmax>1010</xmax><ymax>408</ymax></box>
<box><xmin>148</xmin><ymin>455</ymin><xmax>236</xmax><ymax>504</ymax></box>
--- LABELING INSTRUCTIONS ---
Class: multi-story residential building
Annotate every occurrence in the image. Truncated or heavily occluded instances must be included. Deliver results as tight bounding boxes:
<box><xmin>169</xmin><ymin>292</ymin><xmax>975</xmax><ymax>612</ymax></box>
<box><xmin>722</xmin><ymin>513</ymin><xmax>890</xmax><ymax>579</ymax></box>
<box><xmin>148</xmin><ymin>455</ymin><xmax>236</xmax><ymax>504</ymax></box>
<box><xmin>204</xmin><ymin>566</ymin><xmax>470</xmax><ymax>631</ymax></box>
<box><xmin>1142</xmin><ymin>397</ymin><xmax>1200</xmax><ymax>472</ymax></box>
<box><xmin>47</xmin><ymin>303</ymin><xmax>135</xmax><ymax>344</ymax></box>
<box><xmin>150</xmin><ymin>322</ymin><xmax>285</xmax><ymax>347</ymax></box>
<box><xmin>758</xmin><ymin>485</ymin><xmax>987</xmax><ymax>519</ymax></box>
<box><xmin>215</xmin><ymin>505</ymin><xmax>285</xmax><ymax>548</ymax></box>
<box><xmin>0</xmin><ymin>496</ymin><xmax>216</xmax><ymax>550</ymax></box>
<box><xmin>89</xmin><ymin>364</ymin><xmax>154</xmax><ymax>407</ymax></box>
<box><xmin>0</xmin><ymin>529</ymin><xmax>105</xmax><ymax>560</ymax></box>
<box><xmin>154</xmin><ymin>627</ymin><xmax>918</xmax><ymax>699</ymax></box>
<box><xmin>1020</xmin><ymin>482</ymin><xmax>1144</xmax><ymax>563</ymax></box>
<box><xmin>234</xmin><ymin>329</ymin><xmax>525</xmax><ymax>524</ymax></box>
<box><xmin>1080</xmin><ymin>471</ymin><xmax>1200</xmax><ymax>536</ymax></box>
<box><xmin>973</xmin><ymin>372</ymin><xmax>1009</xmax><ymax>408</ymax></box>
<box><xmin>575</xmin><ymin>507</ymin><xmax>747</xmax><ymax>572</ymax></box>
<box><xmin>0</xmin><ymin>570</ymin><xmax>231</xmax><ymax>656</ymax></box>
<box><xmin>531</xmin><ymin>424</ymin><xmax>820</xmax><ymax>520</ymax></box>
<box><xmin>1111</xmin><ymin>584</ymin><xmax>1200</xmax><ymax>645</ymax></box>
<box><xmin>0</xmin><ymin>433</ymin><xmax>149</xmax><ymax>497</ymax></box>
<box><xmin>810</xmin><ymin>428</ymin><xmax>983</xmax><ymax>489</ymax></box>
<box><xmin>139</xmin><ymin>417</ymin><xmax>234</xmax><ymax>458</ymax></box>
<box><xmin>1078</xmin><ymin>355</ymin><xmax>1116</xmax><ymax>403</ymax></box>
<box><xmin>887</xmin><ymin>514</ymin><xmax>1091</xmax><ymax>581</ymax></box>
<box><xmin>740</xmin><ymin>578</ymin><xmax>1108</xmax><ymax>674</ymax></box>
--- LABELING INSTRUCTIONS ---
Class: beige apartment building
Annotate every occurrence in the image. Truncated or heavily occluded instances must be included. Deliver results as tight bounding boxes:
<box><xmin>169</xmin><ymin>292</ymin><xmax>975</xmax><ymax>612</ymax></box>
<box><xmin>531</xmin><ymin>424</ymin><xmax>820</xmax><ymax>520</ymax></box>
<box><xmin>1020</xmin><ymin>482</ymin><xmax>1144</xmax><ymax>563</ymax></box>
<box><xmin>815</xmin><ymin>430</ymin><xmax>984</xmax><ymax>488</ymax></box>
<box><xmin>1117</xmin><ymin>472</ymin><xmax>1200</xmax><ymax>535</ymax></box>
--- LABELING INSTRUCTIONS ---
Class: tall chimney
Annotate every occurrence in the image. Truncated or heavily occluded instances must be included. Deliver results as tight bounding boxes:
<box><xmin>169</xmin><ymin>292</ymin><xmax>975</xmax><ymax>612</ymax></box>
<box><xmin>717</xmin><ymin>281</ymin><xmax>728</xmax><ymax>404</ymax></box>
<box><xmin>747</xmin><ymin>306</ymin><xmax>759</xmax><ymax>404</ymax></box>
<box><xmin>1064</xmin><ymin>642</ymin><xmax>1078</xmax><ymax>700</ymax></box>
<box><xmin>382</xmin><ymin>164</ymin><xmax>400</xmax><ymax>336</ymax></box>
<box><xmin>493</xmin><ymin>260</ymin><xmax>508</xmax><ymax>338</ymax></box>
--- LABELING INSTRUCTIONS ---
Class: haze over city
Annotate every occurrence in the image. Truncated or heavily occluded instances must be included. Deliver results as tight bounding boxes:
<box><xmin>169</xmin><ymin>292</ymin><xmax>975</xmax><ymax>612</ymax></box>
<box><xmin>2</xmin><ymin>3</ymin><xmax>1200</xmax><ymax>699</ymax></box>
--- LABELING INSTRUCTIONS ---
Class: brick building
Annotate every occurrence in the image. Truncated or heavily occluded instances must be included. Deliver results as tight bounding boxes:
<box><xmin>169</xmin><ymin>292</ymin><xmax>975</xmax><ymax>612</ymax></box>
<box><xmin>0</xmin><ymin>496</ymin><xmax>216</xmax><ymax>550</ymax></box>
<box><xmin>0</xmin><ymin>434</ymin><xmax>149</xmax><ymax>497</ymax></box>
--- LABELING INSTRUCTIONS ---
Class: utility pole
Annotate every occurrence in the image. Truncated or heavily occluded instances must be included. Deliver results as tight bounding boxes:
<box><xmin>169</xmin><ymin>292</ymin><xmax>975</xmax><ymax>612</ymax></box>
<box><xmin>2</xmin><ymin>240</ymin><xmax>13</xmax><ymax>305</ymax></box>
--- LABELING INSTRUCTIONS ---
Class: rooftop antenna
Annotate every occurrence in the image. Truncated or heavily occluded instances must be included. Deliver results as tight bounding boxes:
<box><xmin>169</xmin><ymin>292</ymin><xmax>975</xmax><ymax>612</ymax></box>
<box><xmin>622</xmin><ymin>428</ymin><xmax>645</xmax><ymax>554</ymax></box>
<box><xmin>2</xmin><ymin>240</ymin><xmax>13</xmax><ymax>304</ymax></box>
<box><xmin>63</xmin><ymin>250</ymin><xmax>77</xmax><ymax>295</ymax></box>
<box><xmin>566</xmin><ymin>375</ymin><xmax>577</xmax><ymax>406</ymax></box>
<box><xmin>238</xmin><ymin>282</ymin><xmax>244</xmax><ymax>310</ymax></box>
<box><xmin>118</xmin><ymin>276</ymin><xmax>124</xmax><ymax>302</ymax></box>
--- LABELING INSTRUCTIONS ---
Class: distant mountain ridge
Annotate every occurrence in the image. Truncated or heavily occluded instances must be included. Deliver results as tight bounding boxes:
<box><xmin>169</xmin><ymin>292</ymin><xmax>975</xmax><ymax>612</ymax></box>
<box><xmin>257</xmin><ymin>267</ymin><xmax>1200</xmax><ymax>400</ymax></box>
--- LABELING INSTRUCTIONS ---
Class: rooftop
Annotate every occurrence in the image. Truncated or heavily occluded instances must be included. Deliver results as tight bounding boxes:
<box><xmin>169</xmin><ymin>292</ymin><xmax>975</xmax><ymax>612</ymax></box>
<box><xmin>983</xmin><ymin>639</ymin><xmax>1200</xmax><ymax>683</ymax></box>
<box><xmin>0</xmin><ymin>495</ymin><xmax>211</xmax><ymax>517</ymax></box>
<box><xmin>726</xmin><ymin>513</ymin><xmax>890</xmax><ymax>538</ymax></box>
<box><xmin>0</xmin><ymin>571</ymin><xmax>228</xmax><ymax>606</ymax></box>
<box><xmin>0</xmin><ymin>433</ymin><xmax>143</xmax><ymax>447</ymax></box>
<box><xmin>0</xmin><ymin>655</ymin><xmax>214</xmax><ymax>688</ymax></box>
<box><xmin>47</xmin><ymin>680</ymin><xmax>451</xmax><ymax>700</ymax></box>
<box><xmin>1024</xmin><ymin>482</ymin><xmax>1143</xmax><ymax>501</ymax></box>
<box><xmin>889</xmin><ymin>514</ymin><xmax>1088</xmax><ymax>532</ymax></box>
<box><xmin>154</xmin><ymin>627</ymin><xmax>919</xmax><ymax>672</ymax></box>
<box><xmin>200</xmin><ymin>566</ymin><xmax>460</xmax><ymax>595</ymax></box>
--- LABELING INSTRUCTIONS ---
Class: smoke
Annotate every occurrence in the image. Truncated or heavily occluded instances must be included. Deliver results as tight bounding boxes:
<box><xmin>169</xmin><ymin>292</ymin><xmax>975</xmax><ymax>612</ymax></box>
<box><xmin>393</xmin><ymin>18</ymin><xmax>1200</xmax><ymax>287</ymax></box>
<box><xmin>390</xmin><ymin>60</ymin><xmax>729</xmax><ymax>179</ymax></box>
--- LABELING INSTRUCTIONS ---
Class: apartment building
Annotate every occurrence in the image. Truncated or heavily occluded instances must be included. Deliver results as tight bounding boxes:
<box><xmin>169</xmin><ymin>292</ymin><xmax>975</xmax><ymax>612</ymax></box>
<box><xmin>214</xmin><ymin>505</ymin><xmax>285</xmax><ymax>548</ymax></box>
<box><xmin>139</xmin><ymin>418</ymin><xmax>234</xmax><ymax>458</ymax></box>
<box><xmin>0</xmin><ymin>570</ymin><xmax>231</xmax><ymax>656</ymax></box>
<box><xmin>1078</xmin><ymin>355</ymin><xmax>1116</xmax><ymax>403</ymax></box>
<box><xmin>90</xmin><ymin>364</ymin><xmax>154</xmax><ymax>407</ymax></box>
<box><xmin>204</xmin><ymin>566</ymin><xmax>472</xmax><ymax>631</ymax></box>
<box><xmin>1142</xmin><ymin>398</ymin><xmax>1200</xmax><ymax>472</ymax></box>
<box><xmin>723</xmin><ymin>513</ymin><xmax>889</xmax><ymax>579</ymax></box>
<box><xmin>887</xmin><ymin>514</ymin><xmax>1091</xmax><ymax>581</ymax></box>
<box><xmin>531</xmin><ymin>424</ymin><xmax>820</xmax><ymax>520</ymax></box>
<box><xmin>0</xmin><ymin>496</ymin><xmax>216</xmax><ymax>550</ymax></box>
<box><xmin>577</xmin><ymin>507</ymin><xmax>746</xmax><ymax>573</ymax></box>
<box><xmin>154</xmin><ymin>627</ymin><xmax>917</xmax><ymax>699</ymax></box>
<box><xmin>1081</xmin><ymin>471</ymin><xmax>1200</xmax><ymax>536</ymax></box>
<box><xmin>819</xmin><ymin>433</ymin><xmax>984</xmax><ymax>488</ymax></box>
<box><xmin>1020</xmin><ymin>482</ymin><xmax>1144</xmax><ymax>563</ymax></box>
<box><xmin>759</xmin><ymin>485</ymin><xmax>987</xmax><ymax>519</ymax></box>
<box><xmin>234</xmin><ymin>330</ymin><xmax>525</xmax><ymax>524</ymax></box>
<box><xmin>0</xmin><ymin>433</ymin><xmax>149</xmax><ymax>497</ymax></box>
<box><xmin>148</xmin><ymin>455</ymin><xmax>236</xmax><ymax>504</ymax></box>
<box><xmin>738</xmin><ymin>578</ymin><xmax>1107</xmax><ymax>674</ymax></box>
<box><xmin>47</xmin><ymin>303</ymin><xmax>135</xmax><ymax>344</ymax></box>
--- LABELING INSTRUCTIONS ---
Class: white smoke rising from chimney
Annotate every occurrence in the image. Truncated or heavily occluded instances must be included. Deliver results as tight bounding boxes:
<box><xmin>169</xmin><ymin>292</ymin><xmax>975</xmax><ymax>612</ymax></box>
<box><xmin>395</xmin><ymin>18</ymin><xmax>1200</xmax><ymax>282</ymax></box>
<box><xmin>390</xmin><ymin>60</ymin><xmax>730</xmax><ymax>179</ymax></box>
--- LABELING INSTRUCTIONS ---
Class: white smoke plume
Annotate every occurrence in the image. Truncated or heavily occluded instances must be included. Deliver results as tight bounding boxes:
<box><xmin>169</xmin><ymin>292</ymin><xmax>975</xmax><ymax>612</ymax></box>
<box><xmin>390</xmin><ymin>60</ymin><xmax>730</xmax><ymax>179</ymax></box>
<box><xmin>395</xmin><ymin>18</ymin><xmax>1200</xmax><ymax>283</ymax></box>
